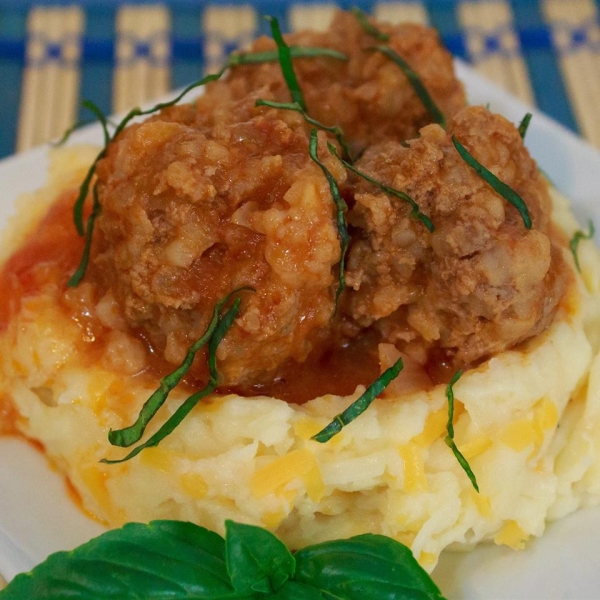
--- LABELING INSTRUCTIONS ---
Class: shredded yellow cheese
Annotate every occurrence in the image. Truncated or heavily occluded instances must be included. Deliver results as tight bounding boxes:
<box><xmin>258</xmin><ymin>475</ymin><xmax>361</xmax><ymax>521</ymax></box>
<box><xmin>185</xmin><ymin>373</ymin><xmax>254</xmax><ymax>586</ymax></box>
<box><xmin>494</xmin><ymin>520</ymin><xmax>529</xmax><ymax>550</ymax></box>
<box><xmin>251</xmin><ymin>448</ymin><xmax>325</xmax><ymax>501</ymax></box>
<box><xmin>398</xmin><ymin>442</ymin><xmax>428</xmax><ymax>492</ymax></box>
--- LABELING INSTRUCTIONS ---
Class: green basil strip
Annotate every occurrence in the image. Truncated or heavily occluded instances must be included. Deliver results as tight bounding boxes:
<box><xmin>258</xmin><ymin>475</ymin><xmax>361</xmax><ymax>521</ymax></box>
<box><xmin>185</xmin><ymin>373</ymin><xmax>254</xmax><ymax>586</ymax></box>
<box><xmin>351</xmin><ymin>7</ymin><xmax>390</xmax><ymax>41</ymax></box>
<box><xmin>70</xmin><ymin>45</ymin><xmax>346</xmax><ymax>283</ymax></box>
<box><xmin>82</xmin><ymin>99</ymin><xmax>111</xmax><ymax>146</ymax></box>
<box><xmin>110</xmin><ymin>69</ymin><xmax>228</xmax><ymax>141</ymax></box>
<box><xmin>369</xmin><ymin>45</ymin><xmax>446</xmax><ymax>128</ymax></box>
<box><xmin>307</xmin><ymin>129</ymin><xmax>350</xmax><ymax>304</ymax></box>
<box><xmin>570</xmin><ymin>220</ymin><xmax>595</xmax><ymax>272</ymax></box>
<box><xmin>71</xmin><ymin>68</ymin><xmax>226</xmax><ymax>238</ymax></box>
<box><xmin>452</xmin><ymin>135</ymin><xmax>532</xmax><ymax>230</ymax></box>
<box><xmin>266</xmin><ymin>16</ymin><xmax>307</xmax><ymax>111</ymax></box>
<box><xmin>101</xmin><ymin>297</ymin><xmax>242</xmax><ymax>464</ymax></box>
<box><xmin>328</xmin><ymin>142</ymin><xmax>435</xmax><ymax>232</ymax></box>
<box><xmin>72</xmin><ymin>154</ymin><xmax>102</xmax><ymax>236</ymax></box>
<box><xmin>51</xmin><ymin>118</ymin><xmax>93</xmax><ymax>147</ymax></box>
<box><xmin>518</xmin><ymin>112</ymin><xmax>532</xmax><ymax>140</ymax></box>
<box><xmin>444</xmin><ymin>370</ymin><xmax>461</xmax><ymax>439</ymax></box>
<box><xmin>312</xmin><ymin>358</ymin><xmax>403</xmax><ymax>443</ymax></box>
<box><xmin>108</xmin><ymin>288</ymin><xmax>251</xmax><ymax>448</ymax></box>
<box><xmin>67</xmin><ymin>182</ymin><xmax>101</xmax><ymax>287</ymax></box>
<box><xmin>255</xmin><ymin>99</ymin><xmax>353</xmax><ymax>160</ymax></box>
<box><xmin>229</xmin><ymin>46</ymin><xmax>348</xmax><ymax>65</ymax></box>
<box><xmin>444</xmin><ymin>370</ymin><xmax>479</xmax><ymax>492</ymax></box>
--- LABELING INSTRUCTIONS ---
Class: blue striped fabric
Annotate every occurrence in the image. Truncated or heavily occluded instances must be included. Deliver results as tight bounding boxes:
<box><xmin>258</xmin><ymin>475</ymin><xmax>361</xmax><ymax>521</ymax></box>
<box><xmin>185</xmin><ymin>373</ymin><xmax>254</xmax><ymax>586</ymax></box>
<box><xmin>0</xmin><ymin>0</ymin><xmax>598</xmax><ymax>158</ymax></box>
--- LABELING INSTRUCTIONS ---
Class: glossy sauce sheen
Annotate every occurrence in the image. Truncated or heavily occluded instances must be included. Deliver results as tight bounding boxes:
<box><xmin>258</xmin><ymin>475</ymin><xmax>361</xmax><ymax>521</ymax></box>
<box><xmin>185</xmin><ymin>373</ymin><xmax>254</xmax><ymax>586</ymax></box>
<box><xmin>229</xmin><ymin>336</ymin><xmax>381</xmax><ymax>404</ymax></box>
<box><xmin>0</xmin><ymin>191</ymin><xmax>379</xmax><ymax>407</ymax></box>
<box><xmin>0</xmin><ymin>192</ymin><xmax>83</xmax><ymax>331</ymax></box>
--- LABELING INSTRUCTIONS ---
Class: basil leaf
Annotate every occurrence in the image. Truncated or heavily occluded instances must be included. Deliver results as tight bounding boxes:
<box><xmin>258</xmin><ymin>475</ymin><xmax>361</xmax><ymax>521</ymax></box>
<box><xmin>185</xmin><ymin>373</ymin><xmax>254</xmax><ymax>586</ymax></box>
<box><xmin>0</xmin><ymin>521</ymin><xmax>246</xmax><ymax>600</ymax></box>
<box><xmin>225</xmin><ymin>521</ymin><xmax>295</xmax><ymax>595</ymax></box>
<box><xmin>293</xmin><ymin>534</ymin><xmax>446</xmax><ymax>600</ymax></box>
<box><xmin>0</xmin><ymin>522</ymin><xmax>447</xmax><ymax>600</ymax></box>
<box><xmin>271</xmin><ymin>580</ymin><xmax>328</xmax><ymax>599</ymax></box>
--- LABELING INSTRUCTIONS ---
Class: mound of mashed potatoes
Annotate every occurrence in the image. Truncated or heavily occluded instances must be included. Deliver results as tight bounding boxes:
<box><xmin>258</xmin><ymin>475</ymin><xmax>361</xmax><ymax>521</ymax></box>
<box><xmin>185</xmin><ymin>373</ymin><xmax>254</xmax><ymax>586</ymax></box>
<box><xmin>1</xmin><ymin>10</ymin><xmax>600</xmax><ymax>572</ymax></box>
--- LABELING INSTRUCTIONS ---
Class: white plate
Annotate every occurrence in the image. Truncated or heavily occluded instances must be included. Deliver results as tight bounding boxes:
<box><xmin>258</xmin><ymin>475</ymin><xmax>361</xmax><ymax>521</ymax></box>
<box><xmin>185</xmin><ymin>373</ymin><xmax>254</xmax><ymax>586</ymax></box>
<box><xmin>1</xmin><ymin>61</ymin><xmax>600</xmax><ymax>598</ymax></box>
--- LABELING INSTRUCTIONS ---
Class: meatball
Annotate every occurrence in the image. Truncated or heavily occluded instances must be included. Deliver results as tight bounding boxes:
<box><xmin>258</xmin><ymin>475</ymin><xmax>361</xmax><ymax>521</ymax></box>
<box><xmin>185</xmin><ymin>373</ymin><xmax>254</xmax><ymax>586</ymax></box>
<box><xmin>91</xmin><ymin>90</ymin><xmax>344</xmax><ymax>387</ymax></box>
<box><xmin>205</xmin><ymin>10</ymin><xmax>465</xmax><ymax>156</ymax></box>
<box><xmin>343</xmin><ymin>106</ymin><xmax>567</xmax><ymax>374</ymax></box>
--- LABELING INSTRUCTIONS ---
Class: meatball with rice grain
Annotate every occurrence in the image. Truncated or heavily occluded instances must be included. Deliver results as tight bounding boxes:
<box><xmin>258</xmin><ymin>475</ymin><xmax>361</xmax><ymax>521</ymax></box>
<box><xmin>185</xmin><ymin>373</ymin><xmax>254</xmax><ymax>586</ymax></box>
<box><xmin>343</xmin><ymin>106</ymin><xmax>567</xmax><ymax>376</ymax></box>
<box><xmin>91</xmin><ymin>91</ymin><xmax>344</xmax><ymax>387</ymax></box>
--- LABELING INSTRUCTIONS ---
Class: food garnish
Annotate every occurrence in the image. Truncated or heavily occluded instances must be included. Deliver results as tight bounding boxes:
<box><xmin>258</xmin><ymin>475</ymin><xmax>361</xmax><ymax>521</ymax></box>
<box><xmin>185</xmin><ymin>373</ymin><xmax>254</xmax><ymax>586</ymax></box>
<box><xmin>2</xmin><ymin>9</ymin><xmax>592</xmax><ymax>588</ymax></box>
<box><xmin>68</xmin><ymin>181</ymin><xmax>101</xmax><ymax>287</ymax></box>
<box><xmin>102</xmin><ymin>289</ymin><xmax>251</xmax><ymax>464</ymax></box>
<box><xmin>307</xmin><ymin>129</ymin><xmax>350</xmax><ymax>304</ymax></box>
<box><xmin>351</xmin><ymin>6</ymin><xmax>390</xmax><ymax>42</ymax></box>
<box><xmin>255</xmin><ymin>99</ymin><xmax>352</xmax><ymax>160</ymax></box>
<box><xmin>266</xmin><ymin>16</ymin><xmax>307</xmax><ymax>111</ymax></box>
<box><xmin>518</xmin><ymin>112</ymin><xmax>532</xmax><ymax>139</ymax></box>
<box><xmin>66</xmin><ymin>43</ymin><xmax>348</xmax><ymax>285</ymax></box>
<box><xmin>312</xmin><ymin>358</ymin><xmax>404</xmax><ymax>443</ymax></box>
<box><xmin>265</xmin><ymin>17</ymin><xmax>352</xmax><ymax>301</ymax></box>
<box><xmin>570</xmin><ymin>220</ymin><xmax>596</xmax><ymax>272</ymax></box>
<box><xmin>452</xmin><ymin>135</ymin><xmax>533</xmax><ymax>229</ymax></box>
<box><xmin>444</xmin><ymin>371</ymin><xmax>479</xmax><ymax>492</ymax></box>
<box><xmin>368</xmin><ymin>45</ymin><xmax>447</xmax><ymax>129</ymax></box>
<box><xmin>327</xmin><ymin>142</ymin><xmax>435</xmax><ymax>232</ymax></box>
<box><xmin>0</xmin><ymin>520</ymin><xmax>447</xmax><ymax>599</ymax></box>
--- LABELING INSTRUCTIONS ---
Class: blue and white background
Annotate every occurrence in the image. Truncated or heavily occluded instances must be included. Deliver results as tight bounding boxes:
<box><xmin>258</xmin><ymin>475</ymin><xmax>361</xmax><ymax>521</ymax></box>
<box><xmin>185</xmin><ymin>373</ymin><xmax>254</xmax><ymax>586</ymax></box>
<box><xmin>0</xmin><ymin>0</ymin><xmax>598</xmax><ymax>158</ymax></box>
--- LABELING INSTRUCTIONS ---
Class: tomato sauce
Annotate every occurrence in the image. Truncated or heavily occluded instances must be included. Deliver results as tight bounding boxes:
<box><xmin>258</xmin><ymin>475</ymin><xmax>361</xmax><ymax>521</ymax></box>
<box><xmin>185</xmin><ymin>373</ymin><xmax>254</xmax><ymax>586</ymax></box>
<box><xmin>0</xmin><ymin>189</ymin><xmax>381</xmax><ymax>410</ymax></box>
<box><xmin>229</xmin><ymin>335</ymin><xmax>381</xmax><ymax>404</ymax></box>
<box><xmin>0</xmin><ymin>191</ymin><xmax>83</xmax><ymax>331</ymax></box>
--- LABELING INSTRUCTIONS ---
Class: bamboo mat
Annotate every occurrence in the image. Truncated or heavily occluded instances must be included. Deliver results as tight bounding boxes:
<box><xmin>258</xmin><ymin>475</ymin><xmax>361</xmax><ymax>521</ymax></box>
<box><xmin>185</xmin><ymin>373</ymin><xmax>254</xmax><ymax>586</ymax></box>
<box><xmin>0</xmin><ymin>0</ymin><xmax>598</xmax><ymax>158</ymax></box>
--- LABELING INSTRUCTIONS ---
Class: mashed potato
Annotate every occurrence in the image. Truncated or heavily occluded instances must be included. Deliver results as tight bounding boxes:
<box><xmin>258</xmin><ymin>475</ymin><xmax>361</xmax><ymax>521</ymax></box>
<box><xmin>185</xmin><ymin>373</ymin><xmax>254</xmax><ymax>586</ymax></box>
<box><xmin>1</xmin><ymin>145</ymin><xmax>600</xmax><ymax>571</ymax></box>
<box><xmin>2</xmin><ymin>11</ymin><xmax>600</xmax><ymax>575</ymax></box>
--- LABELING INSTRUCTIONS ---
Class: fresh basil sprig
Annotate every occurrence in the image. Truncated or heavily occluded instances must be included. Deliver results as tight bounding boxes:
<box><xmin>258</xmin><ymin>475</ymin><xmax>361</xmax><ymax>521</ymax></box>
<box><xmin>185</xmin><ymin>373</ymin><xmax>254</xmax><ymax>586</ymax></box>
<box><xmin>0</xmin><ymin>520</ymin><xmax>447</xmax><ymax>599</ymax></box>
<box><xmin>570</xmin><ymin>220</ymin><xmax>595</xmax><ymax>273</ymax></box>
<box><xmin>452</xmin><ymin>135</ymin><xmax>532</xmax><ymax>230</ymax></box>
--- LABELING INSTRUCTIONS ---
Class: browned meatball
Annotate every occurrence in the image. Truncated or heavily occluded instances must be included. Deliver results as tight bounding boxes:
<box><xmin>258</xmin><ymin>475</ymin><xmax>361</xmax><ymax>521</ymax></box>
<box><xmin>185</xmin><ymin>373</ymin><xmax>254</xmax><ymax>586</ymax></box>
<box><xmin>343</xmin><ymin>106</ymin><xmax>567</xmax><ymax>375</ymax></box>
<box><xmin>91</xmin><ymin>90</ymin><xmax>344</xmax><ymax>386</ymax></box>
<box><xmin>208</xmin><ymin>10</ymin><xmax>465</xmax><ymax>156</ymax></box>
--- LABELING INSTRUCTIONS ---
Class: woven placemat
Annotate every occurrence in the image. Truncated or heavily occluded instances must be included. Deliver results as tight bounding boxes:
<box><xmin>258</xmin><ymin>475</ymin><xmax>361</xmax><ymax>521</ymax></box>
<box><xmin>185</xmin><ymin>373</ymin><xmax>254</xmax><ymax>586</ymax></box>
<box><xmin>0</xmin><ymin>0</ymin><xmax>598</xmax><ymax>158</ymax></box>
